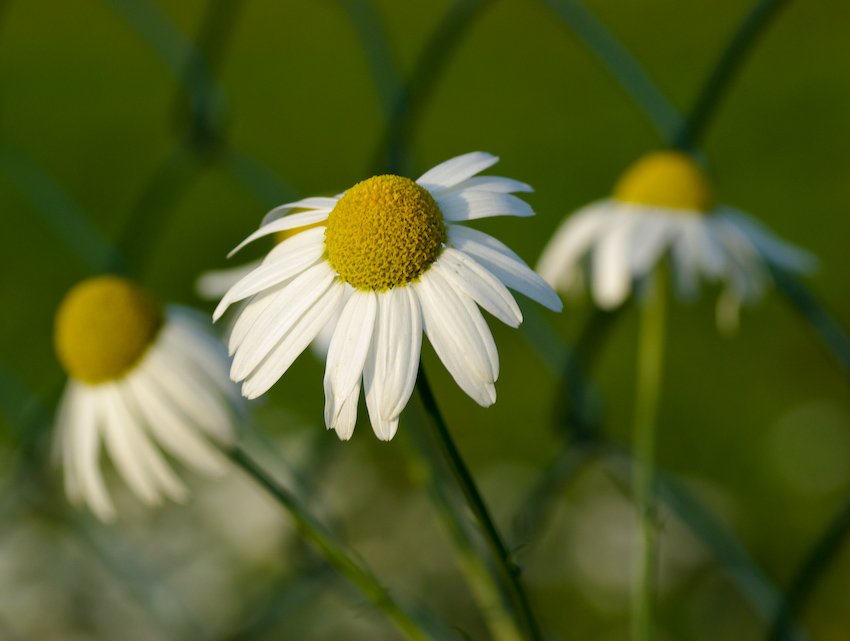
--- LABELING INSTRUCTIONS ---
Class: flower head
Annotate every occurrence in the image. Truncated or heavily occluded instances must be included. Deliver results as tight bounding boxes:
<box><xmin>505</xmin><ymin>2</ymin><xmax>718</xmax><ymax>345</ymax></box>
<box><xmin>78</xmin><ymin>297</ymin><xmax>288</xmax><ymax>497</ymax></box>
<box><xmin>54</xmin><ymin>275</ymin><xmax>240</xmax><ymax>521</ymax></box>
<box><xmin>215</xmin><ymin>152</ymin><xmax>562</xmax><ymax>441</ymax></box>
<box><xmin>536</xmin><ymin>150</ymin><xmax>816</xmax><ymax>329</ymax></box>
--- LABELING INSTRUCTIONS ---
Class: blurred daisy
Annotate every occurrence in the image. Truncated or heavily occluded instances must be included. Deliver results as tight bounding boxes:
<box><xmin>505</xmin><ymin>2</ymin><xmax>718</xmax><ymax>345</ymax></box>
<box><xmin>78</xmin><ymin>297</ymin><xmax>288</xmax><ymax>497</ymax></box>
<box><xmin>215</xmin><ymin>151</ymin><xmax>562</xmax><ymax>441</ymax></box>
<box><xmin>536</xmin><ymin>151</ymin><xmax>816</xmax><ymax>329</ymax></box>
<box><xmin>54</xmin><ymin>275</ymin><xmax>241</xmax><ymax>521</ymax></box>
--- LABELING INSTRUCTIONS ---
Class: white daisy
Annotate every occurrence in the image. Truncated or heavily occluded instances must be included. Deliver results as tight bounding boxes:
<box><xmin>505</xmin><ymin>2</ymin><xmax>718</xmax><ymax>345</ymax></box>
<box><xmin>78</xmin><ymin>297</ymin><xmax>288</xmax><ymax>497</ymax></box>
<box><xmin>536</xmin><ymin>151</ymin><xmax>816</xmax><ymax>329</ymax></box>
<box><xmin>53</xmin><ymin>275</ymin><xmax>241</xmax><ymax>522</ymax></box>
<box><xmin>215</xmin><ymin>151</ymin><xmax>562</xmax><ymax>441</ymax></box>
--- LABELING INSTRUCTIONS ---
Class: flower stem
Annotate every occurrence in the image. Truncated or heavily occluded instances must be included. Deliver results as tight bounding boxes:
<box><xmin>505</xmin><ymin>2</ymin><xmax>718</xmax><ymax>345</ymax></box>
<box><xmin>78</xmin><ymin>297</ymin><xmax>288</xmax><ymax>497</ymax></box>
<box><xmin>415</xmin><ymin>365</ymin><xmax>543</xmax><ymax>641</ymax></box>
<box><xmin>631</xmin><ymin>272</ymin><xmax>667</xmax><ymax>641</ymax></box>
<box><xmin>225</xmin><ymin>445</ymin><xmax>442</xmax><ymax>641</ymax></box>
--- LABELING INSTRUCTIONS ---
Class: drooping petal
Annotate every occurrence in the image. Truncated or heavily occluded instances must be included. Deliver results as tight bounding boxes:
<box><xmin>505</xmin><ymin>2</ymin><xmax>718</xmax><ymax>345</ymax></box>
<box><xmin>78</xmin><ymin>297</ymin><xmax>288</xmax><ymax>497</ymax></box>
<box><xmin>242</xmin><ymin>279</ymin><xmax>346</xmax><ymax>399</ymax></box>
<box><xmin>227</xmin><ymin>209</ymin><xmax>330</xmax><ymax>258</ymax></box>
<box><xmin>68</xmin><ymin>383</ymin><xmax>116</xmax><ymax>521</ymax></box>
<box><xmin>261</xmin><ymin>196</ymin><xmax>339</xmax><ymax>225</ymax></box>
<box><xmin>416</xmin><ymin>152</ymin><xmax>499</xmax><ymax>192</ymax></box>
<box><xmin>535</xmin><ymin>202</ymin><xmax>616</xmax><ymax>291</ymax></box>
<box><xmin>231</xmin><ymin>262</ymin><xmax>337</xmax><ymax>381</ymax></box>
<box><xmin>591</xmin><ymin>212</ymin><xmax>637</xmax><ymax>309</ymax></box>
<box><xmin>629</xmin><ymin>213</ymin><xmax>676</xmax><ymax>277</ymax></box>
<box><xmin>448</xmin><ymin>225</ymin><xmax>562</xmax><ymax>311</ymax></box>
<box><xmin>228</xmin><ymin>282</ymin><xmax>288</xmax><ymax>356</ymax></box>
<box><xmin>362</xmin><ymin>286</ymin><xmax>422</xmax><ymax>440</ymax></box>
<box><xmin>332</xmin><ymin>383</ymin><xmax>361</xmax><ymax>441</ymax></box>
<box><xmin>323</xmin><ymin>290</ymin><xmax>377</xmax><ymax>428</ymax></box>
<box><xmin>436</xmin><ymin>248</ymin><xmax>522</xmax><ymax>327</ymax></box>
<box><xmin>417</xmin><ymin>267</ymin><xmax>497</xmax><ymax>407</ymax></box>
<box><xmin>214</xmin><ymin>229</ymin><xmax>326</xmax><ymax>320</ymax></box>
<box><xmin>437</xmin><ymin>191</ymin><xmax>534</xmax><ymax>222</ymax></box>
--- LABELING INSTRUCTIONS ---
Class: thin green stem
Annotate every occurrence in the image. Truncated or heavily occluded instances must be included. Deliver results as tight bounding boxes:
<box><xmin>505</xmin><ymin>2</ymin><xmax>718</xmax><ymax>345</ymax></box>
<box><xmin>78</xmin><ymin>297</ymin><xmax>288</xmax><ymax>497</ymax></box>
<box><xmin>405</xmin><ymin>397</ymin><xmax>524</xmax><ymax>641</ymax></box>
<box><xmin>225</xmin><ymin>445</ymin><xmax>443</xmax><ymax>641</ymax></box>
<box><xmin>675</xmin><ymin>0</ymin><xmax>792</xmax><ymax>150</ymax></box>
<box><xmin>631</xmin><ymin>273</ymin><xmax>666</xmax><ymax>641</ymax></box>
<box><xmin>415</xmin><ymin>365</ymin><xmax>543</xmax><ymax>641</ymax></box>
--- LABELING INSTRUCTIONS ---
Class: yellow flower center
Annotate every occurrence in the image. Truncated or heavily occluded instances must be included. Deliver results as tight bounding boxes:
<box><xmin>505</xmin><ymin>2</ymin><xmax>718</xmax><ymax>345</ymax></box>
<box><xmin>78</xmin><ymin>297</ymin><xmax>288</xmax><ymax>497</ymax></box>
<box><xmin>324</xmin><ymin>175</ymin><xmax>446</xmax><ymax>291</ymax></box>
<box><xmin>612</xmin><ymin>150</ymin><xmax>713</xmax><ymax>212</ymax></box>
<box><xmin>54</xmin><ymin>276</ymin><xmax>163</xmax><ymax>384</ymax></box>
<box><xmin>273</xmin><ymin>219</ymin><xmax>326</xmax><ymax>244</ymax></box>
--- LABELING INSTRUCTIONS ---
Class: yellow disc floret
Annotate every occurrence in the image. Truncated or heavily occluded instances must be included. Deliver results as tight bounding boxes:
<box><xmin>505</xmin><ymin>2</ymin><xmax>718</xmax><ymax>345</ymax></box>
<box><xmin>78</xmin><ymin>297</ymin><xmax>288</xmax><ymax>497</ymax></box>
<box><xmin>324</xmin><ymin>175</ymin><xmax>446</xmax><ymax>291</ymax></box>
<box><xmin>54</xmin><ymin>276</ymin><xmax>163</xmax><ymax>384</ymax></box>
<box><xmin>613</xmin><ymin>150</ymin><xmax>713</xmax><ymax>212</ymax></box>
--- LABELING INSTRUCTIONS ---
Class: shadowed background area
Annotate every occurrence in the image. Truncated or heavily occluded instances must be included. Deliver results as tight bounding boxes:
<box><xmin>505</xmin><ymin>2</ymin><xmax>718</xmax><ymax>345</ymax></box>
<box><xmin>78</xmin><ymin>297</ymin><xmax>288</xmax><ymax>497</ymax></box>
<box><xmin>0</xmin><ymin>0</ymin><xmax>849</xmax><ymax>640</ymax></box>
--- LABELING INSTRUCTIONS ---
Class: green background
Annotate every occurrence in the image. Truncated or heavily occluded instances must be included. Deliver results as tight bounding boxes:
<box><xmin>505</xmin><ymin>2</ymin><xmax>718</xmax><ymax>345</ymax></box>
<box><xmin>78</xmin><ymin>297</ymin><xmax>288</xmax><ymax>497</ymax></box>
<box><xmin>0</xmin><ymin>0</ymin><xmax>849</xmax><ymax>639</ymax></box>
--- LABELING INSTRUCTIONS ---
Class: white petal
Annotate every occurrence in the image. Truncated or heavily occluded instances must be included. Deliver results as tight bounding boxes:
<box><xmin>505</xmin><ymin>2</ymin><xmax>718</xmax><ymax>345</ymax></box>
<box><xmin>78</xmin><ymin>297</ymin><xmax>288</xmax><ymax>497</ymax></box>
<box><xmin>669</xmin><ymin>219</ymin><xmax>703</xmax><ymax>300</ymax></box>
<box><xmin>261</xmin><ymin>196</ymin><xmax>338</xmax><ymax>225</ymax></box>
<box><xmin>417</xmin><ymin>268</ymin><xmax>497</xmax><ymax>407</ymax></box>
<box><xmin>416</xmin><ymin>152</ymin><xmax>499</xmax><ymax>192</ymax></box>
<box><xmin>214</xmin><ymin>229</ymin><xmax>326</xmax><ymax>320</ymax></box>
<box><xmin>323</xmin><ymin>290</ymin><xmax>377</xmax><ymax>428</ymax></box>
<box><xmin>436</xmin><ymin>248</ymin><xmax>522</xmax><ymax>327</ymax></box>
<box><xmin>144</xmin><ymin>347</ymin><xmax>235</xmax><ymax>445</ymax></box>
<box><xmin>310</xmin><ymin>284</ymin><xmax>352</xmax><ymax>360</ymax></box>
<box><xmin>591</xmin><ymin>213</ymin><xmax>638</xmax><ymax>309</ymax></box>
<box><xmin>629</xmin><ymin>214</ymin><xmax>675</xmax><ymax>276</ymax></box>
<box><xmin>231</xmin><ymin>262</ymin><xmax>337</xmax><ymax>380</ymax></box>
<box><xmin>362</xmin><ymin>287</ymin><xmax>422</xmax><ymax>440</ymax></box>
<box><xmin>97</xmin><ymin>385</ymin><xmax>161</xmax><ymax>506</ymax></box>
<box><xmin>227</xmin><ymin>209</ymin><xmax>330</xmax><ymax>258</ymax></box>
<box><xmin>242</xmin><ymin>280</ymin><xmax>346</xmax><ymax>399</ymax></box>
<box><xmin>68</xmin><ymin>383</ymin><xmax>116</xmax><ymax>521</ymax></box>
<box><xmin>127</xmin><ymin>374</ymin><xmax>228</xmax><ymax>476</ymax></box>
<box><xmin>195</xmin><ymin>260</ymin><xmax>261</xmax><ymax>300</ymax></box>
<box><xmin>438</xmin><ymin>175</ymin><xmax>533</xmax><ymax>197</ymax></box>
<box><xmin>55</xmin><ymin>383</ymin><xmax>80</xmax><ymax>503</ymax></box>
<box><xmin>332</xmin><ymin>383</ymin><xmax>361</xmax><ymax>440</ymax></box>
<box><xmin>437</xmin><ymin>191</ymin><xmax>534</xmax><ymax>222</ymax></box>
<box><xmin>715</xmin><ymin>208</ymin><xmax>818</xmax><ymax>273</ymax></box>
<box><xmin>229</xmin><ymin>282</ymin><xmax>288</xmax><ymax>356</ymax></box>
<box><xmin>448</xmin><ymin>225</ymin><xmax>562</xmax><ymax>311</ymax></box>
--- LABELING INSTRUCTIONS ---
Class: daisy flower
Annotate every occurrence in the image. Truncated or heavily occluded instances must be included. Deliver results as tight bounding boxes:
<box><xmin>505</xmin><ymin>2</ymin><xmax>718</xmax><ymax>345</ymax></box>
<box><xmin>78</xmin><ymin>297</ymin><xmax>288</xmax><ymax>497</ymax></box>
<box><xmin>536</xmin><ymin>151</ymin><xmax>816</xmax><ymax>329</ymax></box>
<box><xmin>54</xmin><ymin>275</ymin><xmax>241</xmax><ymax>521</ymax></box>
<box><xmin>215</xmin><ymin>151</ymin><xmax>562</xmax><ymax>441</ymax></box>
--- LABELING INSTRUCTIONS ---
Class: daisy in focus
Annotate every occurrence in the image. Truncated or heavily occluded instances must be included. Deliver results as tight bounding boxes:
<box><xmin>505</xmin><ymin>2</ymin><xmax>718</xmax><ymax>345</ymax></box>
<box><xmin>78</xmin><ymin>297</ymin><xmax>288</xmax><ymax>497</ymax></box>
<box><xmin>215</xmin><ymin>152</ymin><xmax>562</xmax><ymax>441</ymax></box>
<box><xmin>536</xmin><ymin>151</ymin><xmax>816</xmax><ymax>329</ymax></box>
<box><xmin>54</xmin><ymin>275</ymin><xmax>241</xmax><ymax>521</ymax></box>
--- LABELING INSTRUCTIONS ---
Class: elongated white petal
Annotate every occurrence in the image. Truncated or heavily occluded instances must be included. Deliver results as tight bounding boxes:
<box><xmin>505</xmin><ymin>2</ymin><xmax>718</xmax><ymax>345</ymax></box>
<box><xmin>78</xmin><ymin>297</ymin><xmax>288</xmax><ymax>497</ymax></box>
<box><xmin>55</xmin><ymin>384</ymin><xmax>80</xmax><ymax>503</ymax></box>
<box><xmin>332</xmin><ymin>383</ymin><xmax>361</xmax><ymax>440</ymax></box>
<box><xmin>362</xmin><ymin>286</ymin><xmax>422</xmax><ymax>440</ymax></box>
<box><xmin>629</xmin><ymin>214</ymin><xmax>675</xmax><ymax>276</ymax></box>
<box><xmin>196</xmin><ymin>260</ymin><xmax>261</xmax><ymax>300</ymax></box>
<box><xmin>536</xmin><ymin>203</ymin><xmax>616</xmax><ymax>291</ymax></box>
<box><xmin>214</xmin><ymin>231</ymin><xmax>326</xmax><ymax>320</ymax></box>
<box><xmin>323</xmin><ymin>290</ymin><xmax>377</xmax><ymax>428</ymax></box>
<box><xmin>437</xmin><ymin>191</ymin><xmax>534</xmax><ymax>222</ymax></box>
<box><xmin>416</xmin><ymin>152</ymin><xmax>499</xmax><ymax>192</ymax></box>
<box><xmin>242</xmin><ymin>280</ymin><xmax>346</xmax><ymax>399</ymax></box>
<box><xmin>438</xmin><ymin>175</ymin><xmax>533</xmax><ymax>197</ymax></box>
<box><xmin>436</xmin><ymin>248</ymin><xmax>522</xmax><ymax>327</ymax></box>
<box><xmin>229</xmin><ymin>282</ymin><xmax>288</xmax><ymax>356</ymax></box>
<box><xmin>69</xmin><ymin>384</ymin><xmax>116</xmax><ymax>522</ymax></box>
<box><xmin>261</xmin><ymin>196</ymin><xmax>338</xmax><ymax>225</ymax></box>
<box><xmin>715</xmin><ymin>208</ymin><xmax>818</xmax><ymax>273</ymax></box>
<box><xmin>418</xmin><ymin>268</ymin><xmax>497</xmax><ymax>407</ymax></box>
<box><xmin>227</xmin><ymin>209</ymin><xmax>330</xmax><ymax>258</ymax></box>
<box><xmin>669</xmin><ymin>219</ymin><xmax>703</xmax><ymax>300</ymax></box>
<box><xmin>592</xmin><ymin>213</ymin><xmax>637</xmax><ymax>309</ymax></box>
<box><xmin>97</xmin><ymin>386</ymin><xmax>161</xmax><ymax>506</ymax></box>
<box><xmin>449</xmin><ymin>225</ymin><xmax>562</xmax><ymax>311</ymax></box>
<box><xmin>145</xmin><ymin>347</ymin><xmax>234</xmax><ymax>444</ymax></box>
<box><xmin>232</xmin><ymin>262</ymin><xmax>337</xmax><ymax>380</ymax></box>
<box><xmin>115</xmin><ymin>381</ymin><xmax>190</xmax><ymax>504</ymax></box>
<box><xmin>127</xmin><ymin>374</ymin><xmax>228</xmax><ymax>476</ymax></box>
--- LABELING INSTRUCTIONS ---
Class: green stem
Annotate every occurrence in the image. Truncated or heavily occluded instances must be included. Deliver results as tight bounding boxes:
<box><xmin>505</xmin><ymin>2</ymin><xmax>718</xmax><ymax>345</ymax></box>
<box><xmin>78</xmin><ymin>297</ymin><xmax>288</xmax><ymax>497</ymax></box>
<box><xmin>405</xmin><ymin>397</ymin><xmax>524</xmax><ymax>641</ymax></box>
<box><xmin>416</xmin><ymin>365</ymin><xmax>543</xmax><ymax>641</ymax></box>
<box><xmin>225</xmin><ymin>445</ymin><xmax>442</xmax><ymax>641</ymax></box>
<box><xmin>631</xmin><ymin>273</ymin><xmax>666</xmax><ymax>641</ymax></box>
<box><xmin>675</xmin><ymin>0</ymin><xmax>792</xmax><ymax>150</ymax></box>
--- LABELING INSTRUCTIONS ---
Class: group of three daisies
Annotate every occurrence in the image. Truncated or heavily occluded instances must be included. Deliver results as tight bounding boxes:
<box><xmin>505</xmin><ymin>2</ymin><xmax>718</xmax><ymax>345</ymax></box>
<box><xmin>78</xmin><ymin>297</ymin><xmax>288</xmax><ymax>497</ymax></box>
<box><xmin>53</xmin><ymin>150</ymin><xmax>813</xmax><ymax>520</ymax></box>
